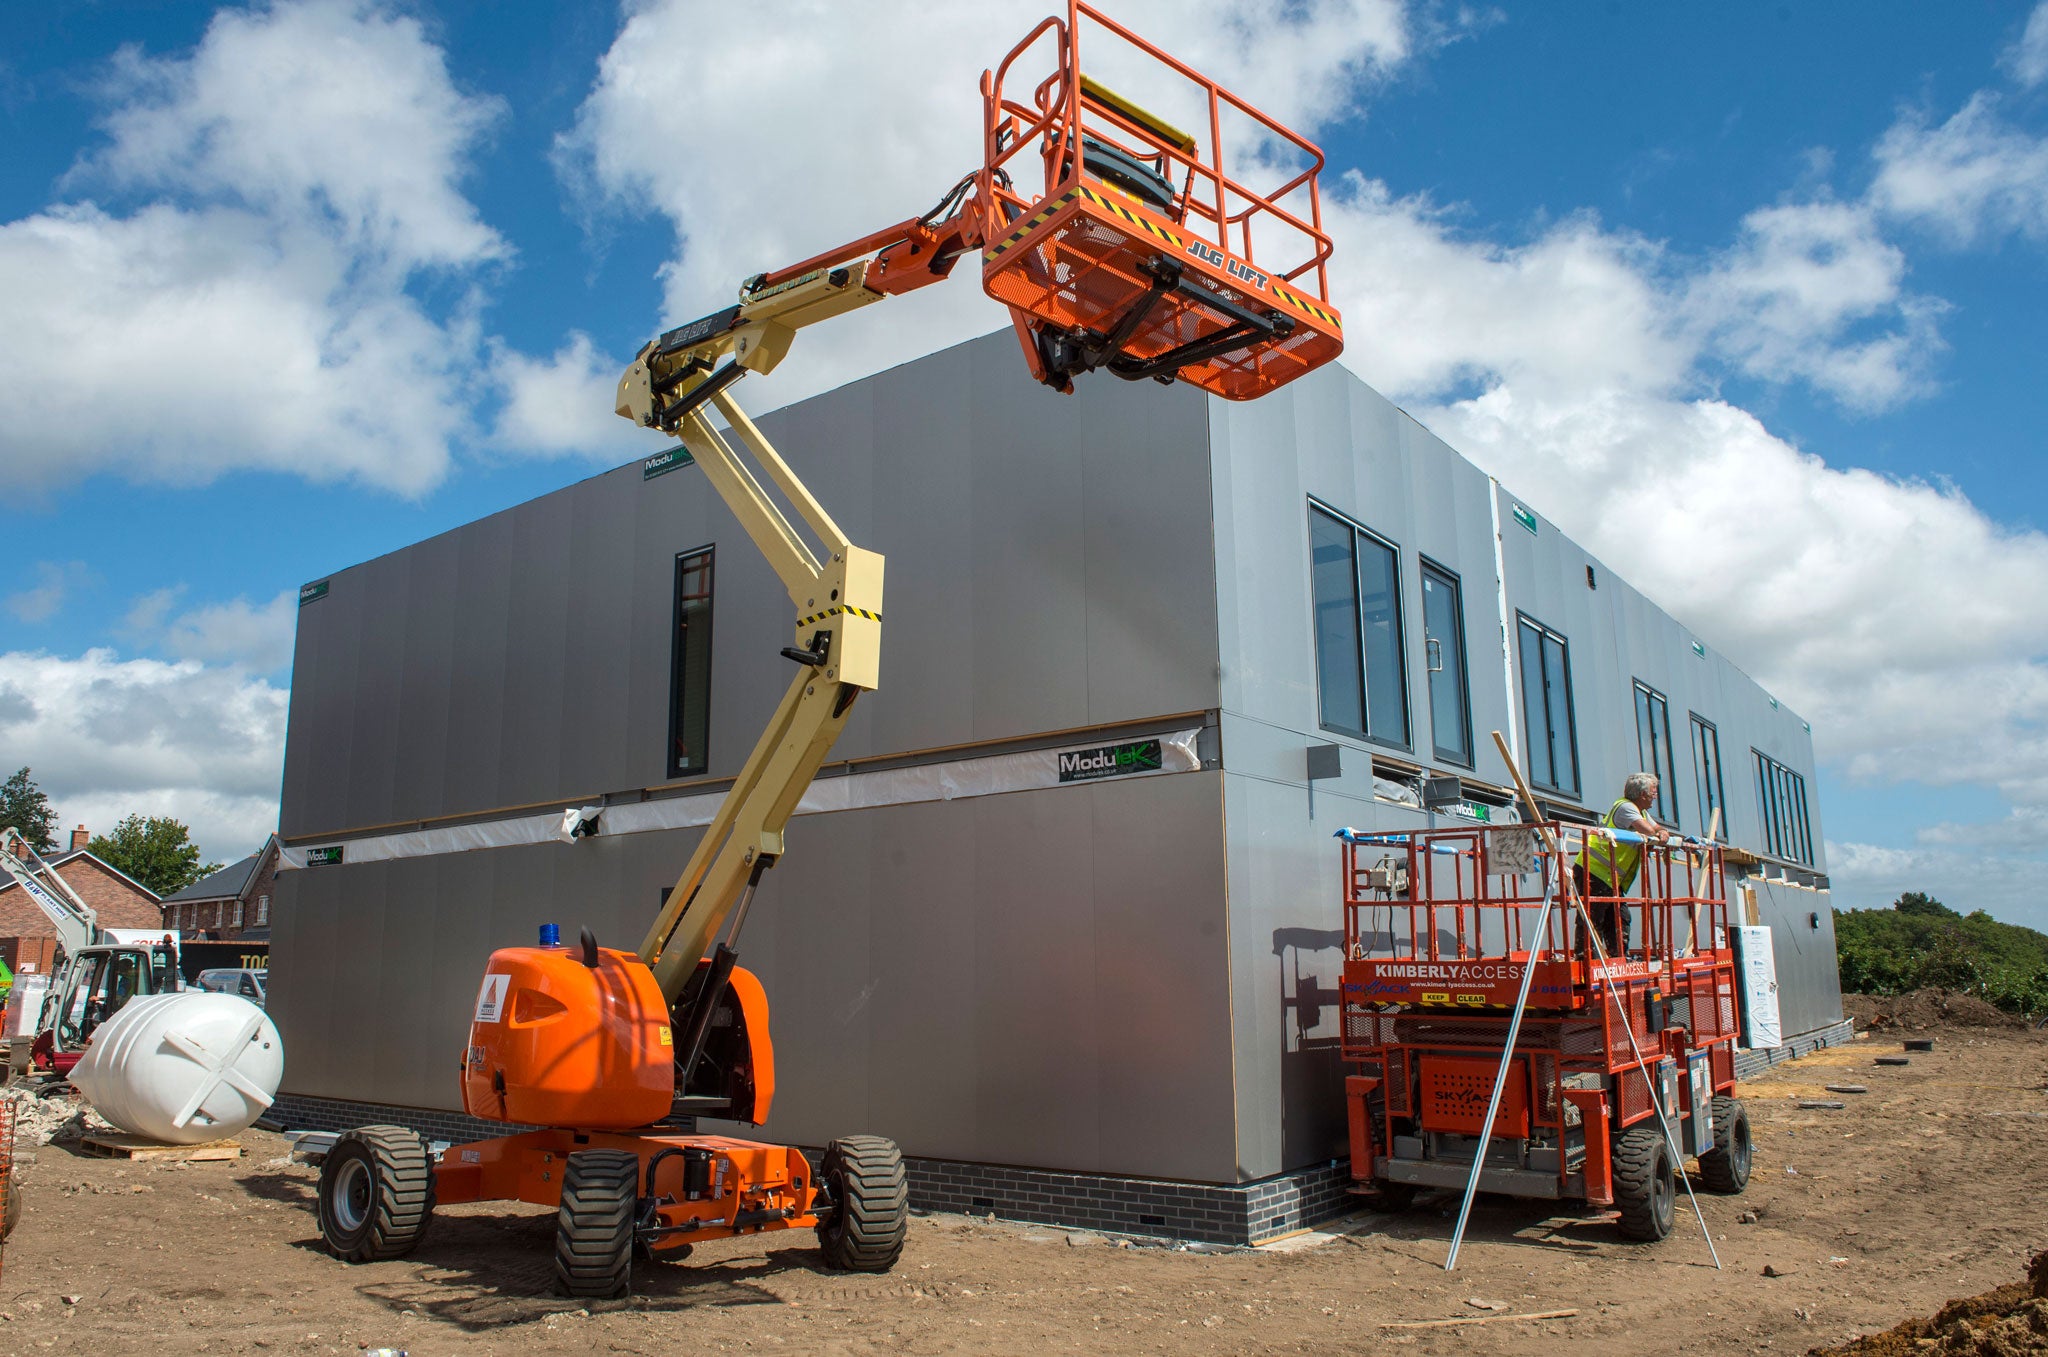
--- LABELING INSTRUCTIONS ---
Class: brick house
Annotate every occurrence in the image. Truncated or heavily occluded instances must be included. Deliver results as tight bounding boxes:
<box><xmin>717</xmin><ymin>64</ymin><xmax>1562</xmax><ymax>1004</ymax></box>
<box><xmin>0</xmin><ymin>825</ymin><xmax>167</xmax><ymax>978</ymax></box>
<box><xmin>159</xmin><ymin>835</ymin><xmax>280</xmax><ymax>942</ymax></box>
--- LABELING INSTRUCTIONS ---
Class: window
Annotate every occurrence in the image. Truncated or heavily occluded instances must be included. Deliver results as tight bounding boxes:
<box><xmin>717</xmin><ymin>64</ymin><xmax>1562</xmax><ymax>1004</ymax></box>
<box><xmin>1516</xmin><ymin>614</ymin><xmax>1579</xmax><ymax>795</ymax></box>
<box><xmin>1308</xmin><ymin>505</ymin><xmax>1409</xmax><ymax>747</ymax></box>
<box><xmin>1752</xmin><ymin>751</ymin><xmax>1814</xmax><ymax>865</ymax></box>
<box><xmin>1632</xmin><ymin>681</ymin><xmax>1680</xmax><ymax>826</ymax></box>
<box><xmin>256</xmin><ymin>894</ymin><xmax>270</xmax><ymax>926</ymax></box>
<box><xmin>231</xmin><ymin>900</ymin><xmax>244</xmax><ymax>928</ymax></box>
<box><xmin>668</xmin><ymin>547</ymin><xmax>716</xmax><ymax>778</ymax></box>
<box><xmin>1420</xmin><ymin>561</ymin><xmax>1473</xmax><ymax>766</ymax></box>
<box><xmin>1691</xmin><ymin>715</ymin><xmax>1726</xmax><ymax>838</ymax></box>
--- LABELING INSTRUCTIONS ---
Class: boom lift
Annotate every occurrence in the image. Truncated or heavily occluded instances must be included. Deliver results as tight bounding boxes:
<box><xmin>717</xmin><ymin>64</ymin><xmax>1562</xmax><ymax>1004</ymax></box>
<box><xmin>314</xmin><ymin>1</ymin><xmax>1343</xmax><ymax>1297</ymax></box>
<box><xmin>0</xmin><ymin>827</ymin><xmax>180</xmax><ymax>1076</ymax></box>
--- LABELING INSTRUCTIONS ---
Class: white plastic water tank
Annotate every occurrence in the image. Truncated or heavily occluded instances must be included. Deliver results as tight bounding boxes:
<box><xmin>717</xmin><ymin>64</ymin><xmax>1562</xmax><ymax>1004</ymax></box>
<box><xmin>69</xmin><ymin>992</ymin><xmax>283</xmax><ymax>1144</ymax></box>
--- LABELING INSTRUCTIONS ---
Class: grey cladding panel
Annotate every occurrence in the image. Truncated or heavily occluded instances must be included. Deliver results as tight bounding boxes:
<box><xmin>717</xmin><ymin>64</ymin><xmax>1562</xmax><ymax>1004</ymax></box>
<box><xmin>283</xmin><ymin>332</ymin><xmax>1219</xmax><ymax>836</ymax></box>
<box><xmin>273</xmin><ymin>772</ymin><xmax>1238</xmax><ymax>1182</ymax></box>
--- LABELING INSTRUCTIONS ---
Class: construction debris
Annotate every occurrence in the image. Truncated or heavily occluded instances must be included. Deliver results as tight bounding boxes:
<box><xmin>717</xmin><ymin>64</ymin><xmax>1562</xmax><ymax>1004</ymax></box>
<box><xmin>2</xmin><ymin>1089</ymin><xmax>114</xmax><ymax>1147</ymax></box>
<box><xmin>1813</xmin><ymin>1248</ymin><xmax>2048</xmax><ymax>1355</ymax></box>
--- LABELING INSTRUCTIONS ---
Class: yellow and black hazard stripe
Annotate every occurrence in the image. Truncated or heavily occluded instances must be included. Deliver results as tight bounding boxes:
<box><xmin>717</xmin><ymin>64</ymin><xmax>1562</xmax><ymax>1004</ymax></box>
<box><xmin>1270</xmin><ymin>279</ymin><xmax>1341</xmax><ymax>332</ymax></box>
<box><xmin>983</xmin><ymin>190</ymin><xmax>1079</xmax><ymax>262</ymax></box>
<box><xmin>796</xmin><ymin>603</ymin><xmax>882</xmax><ymax>629</ymax></box>
<box><xmin>1073</xmin><ymin>185</ymin><xmax>1186</xmax><ymax>250</ymax></box>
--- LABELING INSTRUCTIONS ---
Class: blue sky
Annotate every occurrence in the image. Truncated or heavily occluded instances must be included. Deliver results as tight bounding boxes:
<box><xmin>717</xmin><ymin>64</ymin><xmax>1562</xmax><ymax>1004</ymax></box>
<box><xmin>4</xmin><ymin>1</ymin><xmax>2048</xmax><ymax>929</ymax></box>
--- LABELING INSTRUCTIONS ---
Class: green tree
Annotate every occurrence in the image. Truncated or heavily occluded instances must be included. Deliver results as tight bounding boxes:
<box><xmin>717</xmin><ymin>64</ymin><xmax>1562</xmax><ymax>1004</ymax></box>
<box><xmin>1894</xmin><ymin>891</ymin><xmax>1957</xmax><ymax>919</ymax></box>
<box><xmin>0</xmin><ymin>767</ymin><xmax>58</xmax><ymax>852</ymax></box>
<box><xmin>86</xmin><ymin>815</ymin><xmax>221</xmax><ymax>896</ymax></box>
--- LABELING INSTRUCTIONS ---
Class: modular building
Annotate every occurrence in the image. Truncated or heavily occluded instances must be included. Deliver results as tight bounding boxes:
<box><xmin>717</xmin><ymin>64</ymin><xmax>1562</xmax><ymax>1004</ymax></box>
<box><xmin>269</xmin><ymin>332</ymin><xmax>1843</xmax><ymax>1243</ymax></box>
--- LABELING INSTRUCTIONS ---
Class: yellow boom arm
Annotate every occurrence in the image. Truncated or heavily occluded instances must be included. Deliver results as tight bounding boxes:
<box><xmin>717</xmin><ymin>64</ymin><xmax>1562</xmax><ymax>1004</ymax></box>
<box><xmin>615</xmin><ymin>265</ymin><xmax>888</xmax><ymax>1002</ymax></box>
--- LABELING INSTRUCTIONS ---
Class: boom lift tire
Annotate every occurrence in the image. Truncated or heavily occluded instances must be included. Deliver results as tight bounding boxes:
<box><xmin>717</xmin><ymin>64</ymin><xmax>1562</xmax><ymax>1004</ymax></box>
<box><xmin>318</xmin><ymin>1125</ymin><xmax>436</xmax><ymax>1261</ymax></box>
<box><xmin>1612</xmin><ymin>1123</ymin><xmax>1676</xmax><ymax>1242</ymax></box>
<box><xmin>1375</xmin><ymin>1181</ymin><xmax>1419</xmax><ymax>1213</ymax></box>
<box><xmin>1696</xmin><ymin>1095</ymin><xmax>1752</xmax><ymax>1194</ymax></box>
<box><xmin>816</xmin><ymin>1136</ymin><xmax>908</xmax><ymax>1272</ymax></box>
<box><xmin>554</xmin><ymin>1150</ymin><xmax>640</xmax><ymax>1299</ymax></box>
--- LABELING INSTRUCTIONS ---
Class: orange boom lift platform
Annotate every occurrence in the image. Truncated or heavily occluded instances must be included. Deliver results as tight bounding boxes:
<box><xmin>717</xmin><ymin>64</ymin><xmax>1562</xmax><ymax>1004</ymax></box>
<box><xmin>314</xmin><ymin>3</ymin><xmax>1342</xmax><ymax>1298</ymax></box>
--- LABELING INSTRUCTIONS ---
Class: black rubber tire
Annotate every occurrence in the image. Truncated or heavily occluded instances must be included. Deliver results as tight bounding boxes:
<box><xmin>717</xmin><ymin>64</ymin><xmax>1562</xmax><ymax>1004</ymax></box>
<box><xmin>1612</xmin><ymin>1122</ymin><xmax>1676</xmax><ymax>1242</ymax></box>
<box><xmin>1696</xmin><ymin>1095</ymin><xmax>1752</xmax><ymax>1194</ymax></box>
<box><xmin>816</xmin><ymin>1136</ymin><xmax>908</xmax><ymax>1273</ymax></box>
<box><xmin>3</xmin><ymin>1175</ymin><xmax>20</xmax><ymax>1239</ymax></box>
<box><xmin>554</xmin><ymin>1149</ymin><xmax>639</xmax><ymax>1299</ymax></box>
<box><xmin>317</xmin><ymin>1125</ymin><xmax>435</xmax><ymax>1261</ymax></box>
<box><xmin>1374</xmin><ymin>1180</ymin><xmax>1419</xmax><ymax>1212</ymax></box>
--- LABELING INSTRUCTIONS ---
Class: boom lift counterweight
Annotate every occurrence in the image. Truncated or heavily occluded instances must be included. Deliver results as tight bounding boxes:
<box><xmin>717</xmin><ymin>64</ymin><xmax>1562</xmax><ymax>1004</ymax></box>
<box><xmin>316</xmin><ymin>1</ymin><xmax>1343</xmax><ymax>1298</ymax></box>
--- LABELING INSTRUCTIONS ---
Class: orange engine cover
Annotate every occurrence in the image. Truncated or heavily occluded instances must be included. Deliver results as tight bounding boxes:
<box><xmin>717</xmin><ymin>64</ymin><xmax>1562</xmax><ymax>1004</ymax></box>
<box><xmin>461</xmin><ymin>944</ymin><xmax>674</xmax><ymax>1129</ymax></box>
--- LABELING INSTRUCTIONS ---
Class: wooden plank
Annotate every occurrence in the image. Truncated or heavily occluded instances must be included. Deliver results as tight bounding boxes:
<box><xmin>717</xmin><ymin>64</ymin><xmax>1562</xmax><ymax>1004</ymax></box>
<box><xmin>1382</xmin><ymin>1309</ymin><xmax>1579</xmax><ymax>1330</ymax></box>
<box><xmin>79</xmin><ymin>1133</ymin><xmax>242</xmax><ymax>1162</ymax></box>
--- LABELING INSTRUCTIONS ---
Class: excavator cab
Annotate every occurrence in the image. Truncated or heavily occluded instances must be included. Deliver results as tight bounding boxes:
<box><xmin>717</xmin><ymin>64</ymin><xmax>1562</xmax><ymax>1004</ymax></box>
<box><xmin>977</xmin><ymin>1</ymin><xmax>1344</xmax><ymax>399</ymax></box>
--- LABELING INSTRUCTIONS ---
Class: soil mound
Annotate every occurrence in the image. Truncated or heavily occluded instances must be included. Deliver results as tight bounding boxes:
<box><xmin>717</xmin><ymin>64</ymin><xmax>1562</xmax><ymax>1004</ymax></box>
<box><xmin>1843</xmin><ymin>989</ymin><xmax>2025</xmax><ymax>1032</ymax></box>
<box><xmin>1812</xmin><ymin>1250</ymin><xmax>2048</xmax><ymax>1356</ymax></box>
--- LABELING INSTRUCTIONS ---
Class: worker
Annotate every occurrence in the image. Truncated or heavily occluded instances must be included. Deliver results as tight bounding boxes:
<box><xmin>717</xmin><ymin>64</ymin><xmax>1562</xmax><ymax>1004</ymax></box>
<box><xmin>1572</xmin><ymin>771</ymin><xmax>1673</xmax><ymax>960</ymax></box>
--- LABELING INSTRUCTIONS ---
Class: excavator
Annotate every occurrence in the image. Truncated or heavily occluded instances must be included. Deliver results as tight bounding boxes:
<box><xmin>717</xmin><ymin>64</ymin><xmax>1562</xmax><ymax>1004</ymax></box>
<box><xmin>314</xmin><ymin>1</ymin><xmax>1343</xmax><ymax>1296</ymax></box>
<box><xmin>0</xmin><ymin>827</ymin><xmax>181</xmax><ymax>1078</ymax></box>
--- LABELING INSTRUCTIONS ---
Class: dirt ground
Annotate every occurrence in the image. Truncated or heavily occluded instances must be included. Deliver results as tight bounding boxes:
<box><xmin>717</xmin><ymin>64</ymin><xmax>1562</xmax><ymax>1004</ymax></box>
<box><xmin>2</xmin><ymin>1024</ymin><xmax>2043</xmax><ymax>1357</ymax></box>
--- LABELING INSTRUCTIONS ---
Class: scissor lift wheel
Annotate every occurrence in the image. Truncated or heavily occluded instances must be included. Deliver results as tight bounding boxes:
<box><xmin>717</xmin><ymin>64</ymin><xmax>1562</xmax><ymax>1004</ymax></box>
<box><xmin>318</xmin><ymin>1125</ymin><xmax>435</xmax><ymax>1261</ymax></box>
<box><xmin>1612</xmin><ymin>1123</ymin><xmax>1676</xmax><ymax>1242</ymax></box>
<box><xmin>1696</xmin><ymin>1095</ymin><xmax>1752</xmax><ymax>1194</ymax></box>
<box><xmin>816</xmin><ymin>1136</ymin><xmax>908</xmax><ymax>1272</ymax></box>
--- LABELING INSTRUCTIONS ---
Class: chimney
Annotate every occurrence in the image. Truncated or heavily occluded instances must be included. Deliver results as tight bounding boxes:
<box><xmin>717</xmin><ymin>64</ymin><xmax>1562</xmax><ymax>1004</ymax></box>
<box><xmin>71</xmin><ymin>824</ymin><xmax>90</xmax><ymax>852</ymax></box>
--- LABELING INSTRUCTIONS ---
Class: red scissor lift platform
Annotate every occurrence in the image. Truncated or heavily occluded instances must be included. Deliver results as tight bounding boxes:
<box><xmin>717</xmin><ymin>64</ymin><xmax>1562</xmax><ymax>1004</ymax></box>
<box><xmin>1339</xmin><ymin>823</ymin><xmax>1755</xmax><ymax>1240</ymax></box>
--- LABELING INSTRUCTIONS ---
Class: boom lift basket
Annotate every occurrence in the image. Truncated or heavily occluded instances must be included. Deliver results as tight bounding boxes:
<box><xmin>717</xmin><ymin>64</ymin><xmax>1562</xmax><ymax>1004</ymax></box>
<box><xmin>977</xmin><ymin>1</ymin><xmax>1343</xmax><ymax>399</ymax></box>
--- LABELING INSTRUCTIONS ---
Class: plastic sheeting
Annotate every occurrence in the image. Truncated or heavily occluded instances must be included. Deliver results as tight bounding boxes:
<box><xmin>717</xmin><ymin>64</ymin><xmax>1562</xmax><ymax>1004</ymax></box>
<box><xmin>281</xmin><ymin>728</ymin><xmax>1203</xmax><ymax>871</ymax></box>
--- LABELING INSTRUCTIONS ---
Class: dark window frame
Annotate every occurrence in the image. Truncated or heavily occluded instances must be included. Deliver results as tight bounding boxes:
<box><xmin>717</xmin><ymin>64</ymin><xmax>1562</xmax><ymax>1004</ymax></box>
<box><xmin>1632</xmin><ymin>679</ymin><xmax>1681</xmax><ymax>828</ymax></box>
<box><xmin>1306</xmin><ymin>501</ymin><xmax>1411</xmax><ymax>752</ymax></box>
<box><xmin>1751</xmin><ymin>749</ymin><xmax>1813</xmax><ymax>865</ymax></box>
<box><xmin>1690</xmin><ymin>713</ymin><xmax>1726</xmax><ymax>838</ymax></box>
<box><xmin>1419</xmin><ymin>557</ymin><xmax>1475</xmax><ymax>768</ymax></box>
<box><xmin>1516</xmin><ymin>612</ymin><xmax>1580</xmax><ymax>797</ymax></box>
<box><xmin>667</xmin><ymin>545</ymin><xmax>716</xmax><ymax>779</ymax></box>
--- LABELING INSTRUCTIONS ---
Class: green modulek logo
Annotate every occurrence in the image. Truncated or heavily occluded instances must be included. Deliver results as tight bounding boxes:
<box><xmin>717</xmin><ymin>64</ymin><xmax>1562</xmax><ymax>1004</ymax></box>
<box><xmin>1057</xmin><ymin>739</ymin><xmax>1164</xmax><ymax>783</ymax></box>
<box><xmin>299</xmin><ymin>580</ymin><xmax>329</xmax><ymax>606</ymax></box>
<box><xmin>643</xmin><ymin>448</ymin><xmax>696</xmax><ymax>480</ymax></box>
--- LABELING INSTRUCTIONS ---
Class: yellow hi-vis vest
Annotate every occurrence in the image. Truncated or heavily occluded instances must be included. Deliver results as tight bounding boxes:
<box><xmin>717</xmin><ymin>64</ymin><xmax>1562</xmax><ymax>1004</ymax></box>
<box><xmin>1575</xmin><ymin>798</ymin><xmax>1643</xmax><ymax>894</ymax></box>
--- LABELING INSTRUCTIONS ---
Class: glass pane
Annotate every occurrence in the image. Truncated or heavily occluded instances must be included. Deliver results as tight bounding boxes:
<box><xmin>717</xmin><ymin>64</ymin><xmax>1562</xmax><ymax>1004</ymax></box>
<box><xmin>1542</xmin><ymin>633</ymin><xmax>1579</xmax><ymax>794</ymax></box>
<box><xmin>1518</xmin><ymin>620</ymin><xmax>1553</xmax><ymax>789</ymax></box>
<box><xmin>1357</xmin><ymin>535</ymin><xmax>1408</xmax><ymax>746</ymax></box>
<box><xmin>1310</xmin><ymin>510</ymin><xmax>1365</xmax><ymax>737</ymax></box>
<box><xmin>1655</xmin><ymin>696</ymin><xmax>1678</xmax><ymax>827</ymax></box>
<box><xmin>1635</xmin><ymin>686</ymin><xmax>1655</xmax><ymax>776</ymax></box>
<box><xmin>670</xmin><ymin>549</ymin><xmax>715</xmax><ymax>777</ymax></box>
<box><xmin>1422</xmin><ymin>567</ymin><xmax>1471</xmax><ymax>764</ymax></box>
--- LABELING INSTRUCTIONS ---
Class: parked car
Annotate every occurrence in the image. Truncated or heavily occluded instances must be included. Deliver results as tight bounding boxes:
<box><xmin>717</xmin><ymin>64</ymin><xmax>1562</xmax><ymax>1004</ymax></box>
<box><xmin>194</xmin><ymin>968</ymin><xmax>267</xmax><ymax>1006</ymax></box>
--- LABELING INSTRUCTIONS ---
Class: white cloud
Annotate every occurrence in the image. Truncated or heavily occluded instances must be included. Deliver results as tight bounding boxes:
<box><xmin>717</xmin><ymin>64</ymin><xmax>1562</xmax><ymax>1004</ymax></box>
<box><xmin>2001</xmin><ymin>2</ymin><xmax>2048</xmax><ymax>88</ymax></box>
<box><xmin>1686</xmin><ymin>200</ymin><xmax>1943</xmax><ymax>411</ymax></box>
<box><xmin>6</xmin><ymin>562</ymin><xmax>93</xmax><ymax>624</ymax></box>
<box><xmin>119</xmin><ymin>587</ymin><xmax>299</xmax><ymax>675</ymax></box>
<box><xmin>1871</xmin><ymin>93</ymin><xmax>2048</xmax><ymax>245</ymax></box>
<box><xmin>0</xmin><ymin>0</ymin><xmax>506</xmax><ymax>495</ymax></box>
<box><xmin>159</xmin><ymin>591</ymin><xmax>298</xmax><ymax>675</ymax></box>
<box><xmin>0</xmin><ymin>649</ymin><xmax>286</xmax><ymax>864</ymax></box>
<box><xmin>1827</xmin><ymin>840</ymin><xmax>2048</xmax><ymax>934</ymax></box>
<box><xmin>487</xmin><ymin>332</ymin><xmax>665</xmax><ymax>461</ymax></box>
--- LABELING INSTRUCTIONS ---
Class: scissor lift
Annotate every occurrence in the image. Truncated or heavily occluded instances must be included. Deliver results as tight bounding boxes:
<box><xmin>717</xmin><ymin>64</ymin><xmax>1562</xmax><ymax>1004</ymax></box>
<box><xmin>1339</xmin><ymin>824</ymin><xmax>1754</xmax><ymax>1240</ymax></box>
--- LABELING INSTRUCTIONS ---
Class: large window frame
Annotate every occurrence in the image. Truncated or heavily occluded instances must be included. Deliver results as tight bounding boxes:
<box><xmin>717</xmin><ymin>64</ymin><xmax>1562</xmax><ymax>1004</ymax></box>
<box><xmin>1308</xmin><ymin>503</ymin><xmax>1411</xmax><ymax>750</ymax></box>
<box><xmin>667</xmin><ymin>546</ymin><xmax>716</xmax><ymax>779</ymax></box>
<box><xmin>1632</xmin><ymin>680</ymin><xmax>1680</xmax><ymax>827</ymax></box>
<box><xmin>1752</xmin><ymin>750</ymin><xmax>1814</xmax><ymax>865</ymax></box>
<box><xmin>1419</xmin><ymin>559</ymin><xmax>1474</xmax><ymax>767</ymax></box>
<box><xmin>1516</xmin><ymin>613</ymin><xmax>1580</xmax><ymax>796</ymax></box>
<box><xmin>1690</xmin><ymin>714</ymin><xmax>1726</xmax><ymax>839</ymax></box>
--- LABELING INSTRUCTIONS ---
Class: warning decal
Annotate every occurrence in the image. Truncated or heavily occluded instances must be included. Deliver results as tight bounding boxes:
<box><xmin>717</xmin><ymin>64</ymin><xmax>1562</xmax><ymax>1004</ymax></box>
<box><xmin>474</xmin><ymin>973</ymin><xmax>510</xmax><ymax>1024</ymax></box>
